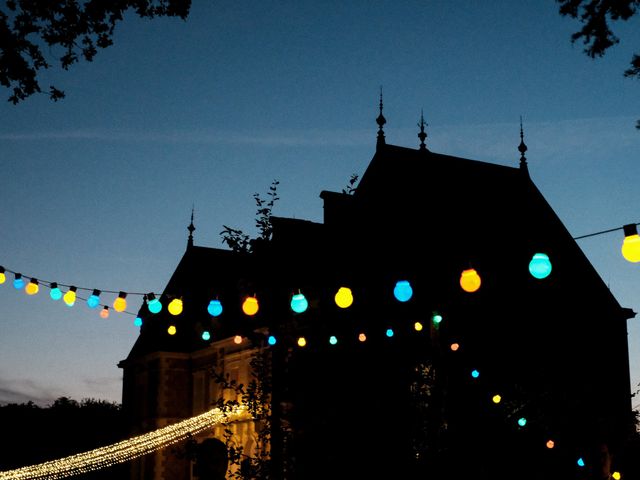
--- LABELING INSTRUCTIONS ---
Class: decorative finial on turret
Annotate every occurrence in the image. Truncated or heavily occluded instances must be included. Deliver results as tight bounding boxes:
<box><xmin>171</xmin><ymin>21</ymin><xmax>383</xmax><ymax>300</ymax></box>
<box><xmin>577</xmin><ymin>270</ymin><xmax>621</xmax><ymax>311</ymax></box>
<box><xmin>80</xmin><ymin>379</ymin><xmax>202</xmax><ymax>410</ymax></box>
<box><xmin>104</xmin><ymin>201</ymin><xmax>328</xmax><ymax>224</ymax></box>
<box><xmin>518</xmin><ymin>116</ymin><xmax>529</xmax><ymax>174</ymax></box>
<box><xmin>187</xmin><ymin>205</ymin><xmax>195</xmax><ymax>248</ymax></box>
<box><xmin>376</xmin><ymin>86</ymin><xmax>386</xmax><ymax>149</ymax></box>
<box><xmin>418</xmin><ymin>109</ymin><xmax>428</xmax><ymax>151</ymax></box>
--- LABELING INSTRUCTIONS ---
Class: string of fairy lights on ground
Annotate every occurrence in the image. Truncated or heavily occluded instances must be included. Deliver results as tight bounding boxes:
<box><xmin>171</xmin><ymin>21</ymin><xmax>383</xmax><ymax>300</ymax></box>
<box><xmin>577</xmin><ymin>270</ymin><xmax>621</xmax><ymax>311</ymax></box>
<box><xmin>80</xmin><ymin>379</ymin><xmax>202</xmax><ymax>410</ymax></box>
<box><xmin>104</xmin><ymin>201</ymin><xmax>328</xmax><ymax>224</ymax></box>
<box><xmin>0</xmin><ymin>223</ymin><xmax>638</xmax><ymax>477</ymax></box>
<box><xmin>0</xmin><ymin>405</ymin><xmax>248</xmax><ymax>480</ymax></box>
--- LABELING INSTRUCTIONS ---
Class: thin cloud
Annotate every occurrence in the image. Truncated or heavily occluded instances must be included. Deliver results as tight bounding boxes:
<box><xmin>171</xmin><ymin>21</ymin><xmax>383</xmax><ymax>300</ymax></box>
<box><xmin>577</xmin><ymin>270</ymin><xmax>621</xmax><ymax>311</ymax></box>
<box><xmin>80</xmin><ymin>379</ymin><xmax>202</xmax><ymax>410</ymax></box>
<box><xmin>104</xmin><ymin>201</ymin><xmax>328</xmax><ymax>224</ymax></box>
<box><xmin>0</xmin><ymin>377</ymin><xmax>65</xmax><ymax>406</ymax></box>
<box><xmin>0</xmin><ymin>128</ymin><xmax>372</xmax><ymax>147</ymax></box>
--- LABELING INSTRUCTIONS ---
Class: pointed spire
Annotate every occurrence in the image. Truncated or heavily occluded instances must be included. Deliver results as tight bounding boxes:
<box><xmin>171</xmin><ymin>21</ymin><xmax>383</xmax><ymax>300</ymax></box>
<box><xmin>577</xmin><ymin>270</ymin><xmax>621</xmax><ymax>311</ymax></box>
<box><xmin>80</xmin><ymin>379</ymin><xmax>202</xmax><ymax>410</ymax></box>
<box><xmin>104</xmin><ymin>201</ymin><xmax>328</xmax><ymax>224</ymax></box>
<box><xmin>418</xmin><ymin>109</ymin><xmax>428</xmax><ymax>151</ymax></box>
<box><xmin>376</xmin><ymin>86</ymin><xmax>386</xmax><ymax>149</ymax></box>
<box><xmin>187</xmin><ymin>205</ymin><xmax>195</xmax><ymax>248</ymax></box>
<box><xmin>518</xmin><ymin>116</ymin><xmax>529</xmax><ymax>174</ymax></box>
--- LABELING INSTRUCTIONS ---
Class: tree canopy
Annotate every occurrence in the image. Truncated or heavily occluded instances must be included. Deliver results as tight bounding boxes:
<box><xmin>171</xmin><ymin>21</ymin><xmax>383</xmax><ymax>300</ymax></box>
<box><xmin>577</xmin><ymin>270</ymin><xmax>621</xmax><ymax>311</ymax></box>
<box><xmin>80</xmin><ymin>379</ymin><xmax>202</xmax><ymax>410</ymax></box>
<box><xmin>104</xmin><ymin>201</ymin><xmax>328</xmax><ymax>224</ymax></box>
<box><xmin>558</xmin><ymin>0</ymin><xmax>640</xmax><ymax>126</ymax></box>
<box><xmin>0</xmin><ymin>0</ymin><xmax>191</xmax><ymax>104</ymax></box>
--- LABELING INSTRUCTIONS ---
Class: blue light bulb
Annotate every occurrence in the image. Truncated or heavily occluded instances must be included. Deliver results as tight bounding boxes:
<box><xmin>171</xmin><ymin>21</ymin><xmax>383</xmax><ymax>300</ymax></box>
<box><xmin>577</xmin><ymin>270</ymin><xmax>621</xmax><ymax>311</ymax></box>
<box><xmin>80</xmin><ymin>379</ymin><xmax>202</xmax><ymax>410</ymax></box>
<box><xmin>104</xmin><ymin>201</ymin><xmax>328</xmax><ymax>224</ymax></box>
<box><xmin>329</xmin><ymin>335</ymin><xmax>338</xmax><ymax>345</ymax></box>
<box><xmin>267</xmin><ymin>335</ymin><xmax>277</xmax><ymax>346</ymax></box>
<box><xmin>386</xmin><ymin>328</ymin><xmax>394</xmax><ymax>337</ymax></box>
<box><xmin>393</xmin><ymin>280</ymin><xmax>413</xmax><ymax>302</ymax></box>
<box><xmin>207</xmin><ymin>299</ymin><xmax>223</xmax><ymax>317</ymax></box>
<box><xmin>13</xmin><ymin>274</ymin><xmax>25</xmax><ymax>290</ymax></box>
<box><xmin>87</xmin><ymin>289</ymin><xmax>101</xmax><ymax>309</ymax></box>
<box><xmin>202</xmin><ymin>331</ymin><xmax>211</xmax><ymax>341</ymax></box>
<box><xmin>471</xmin><ymin>369</ymin><xmax>480</xmax><ymax>378</ymax></box>
<box><xmin>133</xmin><ymin>317</ymin><xmax>143</xmax><ymax>327</ymax></box>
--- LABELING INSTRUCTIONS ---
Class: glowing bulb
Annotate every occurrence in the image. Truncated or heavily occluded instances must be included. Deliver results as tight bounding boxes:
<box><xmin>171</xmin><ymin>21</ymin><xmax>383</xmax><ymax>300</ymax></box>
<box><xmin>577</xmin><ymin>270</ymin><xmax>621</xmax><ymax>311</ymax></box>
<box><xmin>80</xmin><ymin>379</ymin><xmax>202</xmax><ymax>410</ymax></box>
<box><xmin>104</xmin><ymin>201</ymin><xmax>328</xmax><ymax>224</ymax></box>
<box><xmin>168</xmin><ymin>298</ymin><xmax>183</xmax><ymax>316</ymax></box>
<box><xmin>50</xmin><ymin>282</ymin><xmax>62</xmax><ymax>300</ymax></box>
<box><xmin>100</xmin><ymin>306</ymin><xmax>109</xmax><ymax>319</ymax></box>
<box><xmin>386</xmin><ymin>328</ymin><xmax>394</xmax><ymax>337</ymax></box>
<box><xmin>63</xmin><ymin>286</ymin><xmax>77</xmax><ymax>306</ymax></box>
<box><xmin>492</xmin><ymin>394</ymin><xmax>501</xmax><ymax>404</ymax></box>
<box><xmin>450</xmin><ymin>343</ymin><xmax>460</xmax><ymax>351</ymax></box>
<box><xmin>113</xmin><ymin>291</ymin><xmax>127</xmax><ymax>312</ymax></box>
<box><xmin>13</xmin><ymin>273</ymin><xmax>25</xmax><ymax>290</ymax></box>
<box><xmin>297</xmin><ymin>337</ymin><xmax>307</xmax><ymax>347</ymax></box>
<box><xmin>393</xmin><ymin>280</ymin><xmax>413</xmax><ymax>302</ymax></box>
<box><xmin>414</xmin><ymin>321</ymin><xmax>423</xmax><ymax>331</ymax></box>
<box><xmin>471</xmin><ymin>369</ymin><xmax>480</xmax><ymax>378</ymax></box>
<box><xmin>25</xmin><ymin>278</ymin><xmax>39</xmax><ymax>295</ymax></box>
<box><xmin>207</xmin><ymin>299</ymin><xmax>223</xmax><ymax>317</ymax></box>
<box><xmin>517</xmin><ymin>417</ymin><xmax>527</xmax><ymax>427</ymax></box>
<box><xmin>233</xmin><ymin>335</ymin><xmax>243</xmax><ymax>344</ymax></box>
<box><xmin>0</xmin><ymin>266</ymin><xmax>5</xmax><ymax>284</ymax></box>
<box><xmin>612</xmin><ymin>471</ymin><xmax>621</xmax><ymax>480</ymax></box>
<box><xmin>621</xmin><ymin>224</ymin><xmax>640</xmax><ymax>262</ymax></box>
<box><xmin>334</xmin><ymin>286</ymin><xmax>353</xmax><ymax>308</ymax></box>
<box><xmin>147</xmin><ymin>293</ymin><xmax>162</xmax><ymax>314</ymax></box>
<box><xmin>267</xmin><ymin>335</ymin><xmax>277</xmax><ymax>346</ymax></box>
<box><xmin>432</xmin><ymin>312</ymin><xmax>443</xmax><ymax>325</ymax></box>
<box><xmin>168</xmin><ymin>325</ymin><xmax>177</xmax><ymax>335</ymax></box>
<box><xmin>290</xmin><ymin>292</ymin><xmax>308</xmax><ymax>313</ymax></box>
<box><xmin>577</xmin><ymin>458</ymin><xmax>585</xmax><ymax>468</ymax></box>
<box><xmin>329</xmin><ymin>335</ymin><xmax>338</xmax><ymax>345</ymax></box>
<box><xmin>358</xmin><ymin>333</ymin><xmax>367</xmax><ymax>342</ymax></box>
<box><xmin>546</xmin><ymin>440</ymin><xmax>555</xmax><ymax>449</ymax></box>
<box><xmin>134</xmin><ymin>317</ymin><xmax>143</xmax><ymax>327</ymax></box>
<box><xmin>460</xmin><ymin>268</ymin><xmax>481</xmax><ymax>292</ymax></box>
<box><xmin>87</xmin><ymin>289</ymin><xmax>101</xmax><ymax>308</ymax></box>
<box><xmin>242</xmin><ymin>296</ymin><xmax>259</xmax><ymax>316</ymax></box>
<box><xmin>529</xmin><ymin>253</ymin><xmax>552</xmax><ymax>279</ymax></box>
<box><xmin>202</xmin><ymin>331</ymin><xmax>211</xmax><ymax>341</ymax></box>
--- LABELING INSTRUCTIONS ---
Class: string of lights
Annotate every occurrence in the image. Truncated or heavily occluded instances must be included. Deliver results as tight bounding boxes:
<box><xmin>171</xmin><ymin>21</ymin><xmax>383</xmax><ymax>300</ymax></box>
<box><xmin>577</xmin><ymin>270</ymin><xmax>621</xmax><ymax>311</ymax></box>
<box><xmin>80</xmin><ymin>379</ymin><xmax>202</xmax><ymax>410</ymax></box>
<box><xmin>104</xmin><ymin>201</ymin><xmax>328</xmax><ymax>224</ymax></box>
<box><xmin>0</xmin><ymin>405</ymin><xmax>248</xmax><ymax>480</ymax></box>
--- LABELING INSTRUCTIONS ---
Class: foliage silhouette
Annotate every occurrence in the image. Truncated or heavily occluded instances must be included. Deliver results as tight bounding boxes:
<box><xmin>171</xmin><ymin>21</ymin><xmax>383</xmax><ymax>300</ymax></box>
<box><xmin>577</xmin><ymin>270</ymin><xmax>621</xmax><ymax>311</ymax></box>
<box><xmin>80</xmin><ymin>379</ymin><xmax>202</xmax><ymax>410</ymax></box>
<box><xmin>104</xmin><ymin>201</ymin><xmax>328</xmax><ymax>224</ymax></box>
<box><xmin>557</xmin><ymin>0</ymin><xmax>640</xmax><ymax>128</ymax></box>
<box><xmin>0</xmin><ymin>0</ymin><xmax>191</xmax><ymax>103</ymax></box>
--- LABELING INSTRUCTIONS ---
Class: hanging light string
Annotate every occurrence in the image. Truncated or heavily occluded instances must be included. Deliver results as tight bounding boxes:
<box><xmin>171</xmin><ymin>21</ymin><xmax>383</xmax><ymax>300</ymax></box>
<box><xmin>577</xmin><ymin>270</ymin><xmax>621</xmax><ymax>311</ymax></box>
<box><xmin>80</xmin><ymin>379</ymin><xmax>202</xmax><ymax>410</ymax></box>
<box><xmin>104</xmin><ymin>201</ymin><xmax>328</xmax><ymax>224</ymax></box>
<box><xmin>573</xmin><ymin>222</ymin><xmax>640</xmax><ymax>240</ymax></box>
<box><xmin>0</xmin><ymin>404</ymin><xmax>248</xmax><ymax>480</ymax></box>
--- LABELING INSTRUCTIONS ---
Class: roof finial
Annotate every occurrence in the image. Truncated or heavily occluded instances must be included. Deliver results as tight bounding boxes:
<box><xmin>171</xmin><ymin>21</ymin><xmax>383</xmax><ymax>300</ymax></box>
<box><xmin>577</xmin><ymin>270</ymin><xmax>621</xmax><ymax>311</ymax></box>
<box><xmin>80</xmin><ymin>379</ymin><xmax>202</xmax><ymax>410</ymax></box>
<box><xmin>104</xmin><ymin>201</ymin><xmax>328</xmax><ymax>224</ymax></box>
<box><xmin>518</xmin><ymin>116</ymin><xmax>529</xmax><ymax>174</ymax></box>
<box><xmin>187</xmin><ymin>205</ymin><xmax>195</xmax><ymax>248</ymax></box>
<box><xmin>418</xmin><ymin>109</ymin><xmax>428</xmax><ymax>151</ymax></box>
<box><xmin>376</xmin><ymin>86</ymin><xmax>386</xmax><ymax>149</ymax></box>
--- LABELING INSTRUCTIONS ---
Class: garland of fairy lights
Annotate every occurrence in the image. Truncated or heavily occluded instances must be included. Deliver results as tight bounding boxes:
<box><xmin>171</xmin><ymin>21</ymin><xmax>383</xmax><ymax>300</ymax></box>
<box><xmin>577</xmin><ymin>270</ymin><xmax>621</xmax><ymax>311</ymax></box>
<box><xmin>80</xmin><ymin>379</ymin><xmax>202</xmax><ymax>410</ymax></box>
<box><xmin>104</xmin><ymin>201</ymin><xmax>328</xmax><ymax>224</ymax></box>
<box><xmin>0</xmin><ymin>405</ymin><xmax>248</xmax><ymax>480</ymax></box>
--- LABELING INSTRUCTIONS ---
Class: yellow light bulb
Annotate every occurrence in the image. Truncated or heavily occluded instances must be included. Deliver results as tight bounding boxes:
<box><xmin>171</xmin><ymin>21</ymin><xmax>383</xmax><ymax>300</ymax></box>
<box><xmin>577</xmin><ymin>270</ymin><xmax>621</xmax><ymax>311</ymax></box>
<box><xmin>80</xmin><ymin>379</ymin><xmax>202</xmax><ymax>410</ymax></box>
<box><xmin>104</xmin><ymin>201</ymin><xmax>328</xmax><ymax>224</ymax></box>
<box><xmin>25</xmin><ymin>279</ymin><xmax>39</xmax><ymax>295</ymax></box>
<box><xmin>113</xmin><ymin>292</ymin><xmax>127</xmax><ymax>312</ymax></box>
<box><xmin>0</xmin><ymin>267</ymin><xmax>5</xmax><ymax>284</ymax></box>
<box><xmin>242</xmin><ymin>296</ymin><xmax>259</xmax><ymax>316</ymax></box>
<box><xmin>297</xmin><ymin>337</ymin><xmax>307</xmax><ymax>347</ymax></box>
<box><xmin>622</xmin><ymin>233</ymin><xmax>640</xmax><ymax>262</ymax></box>
<box><xmin>492</xmin><ymin>394</ymin><xmax>501</xmax><ymax>404</ymax></box>
<box><xmin>168</xmin><ymin>298</ymin><xmax>183</xmax><ymax>315</ymax></box>
<box><xmin>460</xmin><ymin>268</ymin><xmax>481</xmax><ymax>292</ymax></box>
<box><xmin>414</xmin><ymin>321</ymin><xmax>423</xmax><ymax>331</ymax></box>
<box><xmin>334</xmin><ymin>286</ymin><xmax>354</xmax><ymax>308</ymax></box>
<box><xmin>63</xmin><ymin>287</ymin><xmax>77</xmax><ymax>306</ymax></box>
<box><xmin>168</xmin><ymin>325</ymin><xmax>177</xmax><ymax>335</ymax></box>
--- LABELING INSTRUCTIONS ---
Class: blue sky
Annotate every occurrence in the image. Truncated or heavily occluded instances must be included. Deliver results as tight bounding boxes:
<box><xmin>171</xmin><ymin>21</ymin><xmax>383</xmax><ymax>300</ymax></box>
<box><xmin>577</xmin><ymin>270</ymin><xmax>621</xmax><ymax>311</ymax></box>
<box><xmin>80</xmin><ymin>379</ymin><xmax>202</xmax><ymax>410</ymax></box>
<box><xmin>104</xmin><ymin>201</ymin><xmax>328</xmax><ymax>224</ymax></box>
<box><xmin>1</xmin><ymin>1</ymin><xmax>640</xmax><ymax>406</ymax></box>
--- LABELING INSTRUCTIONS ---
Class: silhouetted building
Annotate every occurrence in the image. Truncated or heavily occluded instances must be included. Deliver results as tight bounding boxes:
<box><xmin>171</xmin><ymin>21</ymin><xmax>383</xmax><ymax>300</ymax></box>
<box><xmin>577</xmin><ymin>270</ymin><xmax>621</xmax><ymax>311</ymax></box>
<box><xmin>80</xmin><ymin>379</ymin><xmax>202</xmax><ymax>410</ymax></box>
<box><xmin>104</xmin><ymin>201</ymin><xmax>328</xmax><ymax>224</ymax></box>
<box><xmin>119</xmin><ymin>106</ymin><xmax>635</xmax><ymax>480</ymax></box>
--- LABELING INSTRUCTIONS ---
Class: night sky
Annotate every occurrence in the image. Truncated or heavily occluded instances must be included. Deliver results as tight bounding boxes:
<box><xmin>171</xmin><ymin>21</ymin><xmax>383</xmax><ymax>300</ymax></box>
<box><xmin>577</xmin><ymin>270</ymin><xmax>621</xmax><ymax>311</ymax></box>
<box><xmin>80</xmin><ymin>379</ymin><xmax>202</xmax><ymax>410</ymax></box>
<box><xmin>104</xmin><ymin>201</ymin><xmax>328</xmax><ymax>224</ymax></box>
<box><xmin>1</xmin><ymin>1</ymin><xmax>640</xmax><ymax>407</ymax></box>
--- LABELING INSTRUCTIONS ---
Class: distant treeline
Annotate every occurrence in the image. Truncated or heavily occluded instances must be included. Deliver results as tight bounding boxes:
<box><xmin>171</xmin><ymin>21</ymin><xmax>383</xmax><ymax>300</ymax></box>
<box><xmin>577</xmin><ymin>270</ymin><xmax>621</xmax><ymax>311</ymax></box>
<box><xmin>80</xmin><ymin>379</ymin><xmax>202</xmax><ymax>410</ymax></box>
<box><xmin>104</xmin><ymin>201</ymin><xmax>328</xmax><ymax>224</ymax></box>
<box><xmin>0</xmin><ymin>397</ymin><xmax>128</xmax><ymax>479</ymax></box>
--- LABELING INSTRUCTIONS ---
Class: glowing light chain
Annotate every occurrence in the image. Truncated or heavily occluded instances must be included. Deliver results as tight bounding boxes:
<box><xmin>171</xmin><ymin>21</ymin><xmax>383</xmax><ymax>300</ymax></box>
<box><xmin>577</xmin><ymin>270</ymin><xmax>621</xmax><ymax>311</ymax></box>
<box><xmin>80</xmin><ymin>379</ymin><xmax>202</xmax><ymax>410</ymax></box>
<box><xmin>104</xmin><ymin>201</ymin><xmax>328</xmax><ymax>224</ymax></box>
<box><xmin>0</xmin><ymin>253</ymin><xmax>558</xmax><ymax>324</ymax></box>
<box><xmin>0</xmin><ymin>405</ymin><xmax>248</xmax><ymax>480</ymax></box>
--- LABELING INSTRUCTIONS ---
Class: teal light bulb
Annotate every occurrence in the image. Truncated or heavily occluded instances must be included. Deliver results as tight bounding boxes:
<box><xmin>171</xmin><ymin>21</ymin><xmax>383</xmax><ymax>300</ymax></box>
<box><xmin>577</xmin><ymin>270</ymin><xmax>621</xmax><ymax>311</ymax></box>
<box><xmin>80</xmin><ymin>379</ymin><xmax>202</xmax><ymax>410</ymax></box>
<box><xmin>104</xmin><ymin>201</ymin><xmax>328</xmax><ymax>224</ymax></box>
<box><xmin>268</xmin><ymin>335</ymin><xmax>277</xmax><ymax>346</ymax></box>
<box><xmin>133</xmin><ymin>317</ymin><xmax>143</xmax><ymax>327</ymax></box>
<box><xmin>529</xmin><ymin>253</ymin><xmax>552</xmax><ymax>279</ymax></box>
<box><xmin>291</xmin><ymin>292</ymin><xmax>308</xmax><ymax>313</ymax></box>
<box><xmin>147</xmin><ymin>294</ymin><xmax>162</xmax><ymax>314</ymax></box>
<box><xmin>50</xmin><ymin>283</ymin><xmax>62</xmax><ymax>301</ymax></box>
<box><xmin>202</xmin><ymin>331</ymin><xmax>211</xmax><ymax>341</ymax></box>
